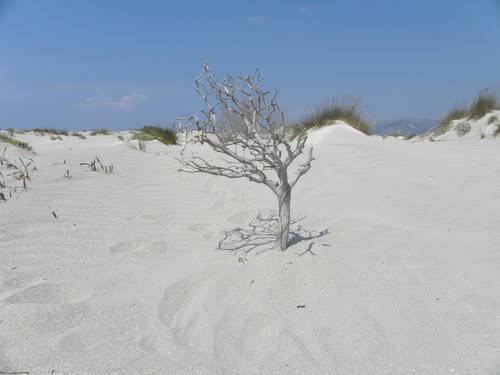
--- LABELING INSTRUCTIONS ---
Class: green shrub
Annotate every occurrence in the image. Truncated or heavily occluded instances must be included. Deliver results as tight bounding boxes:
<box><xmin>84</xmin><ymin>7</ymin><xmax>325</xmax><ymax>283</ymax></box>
<box><xmin>32</xmin><ymin>128</ymin><xmax>68</xmax><ymax>136</ymax></box>
<box><xmin>132</xmin><ymin>125</ymin><xmax>177</xmax><ymax>145</ymax></box>
<box><xmin>0</xmin><ymin>134</ymin><xmax>32</xmax><ymax>150</ymax></box>
<box><xmin>90</xmin><ymin>128</ymin><xmax>110</xmax><ymax>136</ymax></box>
<box><xmin>469</xmin><ymin>90</ymin><xmax>499</xmax><ymax>119</ymax></box>
<box><xmin>50</xmin><ymin>135</ymin><xmax>63</xmax><ymax>141</ymax></box>
<box><xmin>291</xmin><ymin>97</ymin><xmax>372</xmax><ymax>138</ymax></box>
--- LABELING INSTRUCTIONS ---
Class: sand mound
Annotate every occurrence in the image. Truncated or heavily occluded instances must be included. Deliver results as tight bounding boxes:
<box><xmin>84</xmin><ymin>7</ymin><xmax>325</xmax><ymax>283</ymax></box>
<box><xmin>305</xmin><ymin>121</ymin><xmax>368</xmax><ymax>145</ymax></box>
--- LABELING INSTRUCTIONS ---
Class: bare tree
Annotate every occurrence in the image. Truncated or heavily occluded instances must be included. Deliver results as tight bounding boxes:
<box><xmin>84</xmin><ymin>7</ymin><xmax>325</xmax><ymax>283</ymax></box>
<box><xmin>177</xmin><ymin>62</ymin><xmax>314</xmax><ymax>251</ymax></box>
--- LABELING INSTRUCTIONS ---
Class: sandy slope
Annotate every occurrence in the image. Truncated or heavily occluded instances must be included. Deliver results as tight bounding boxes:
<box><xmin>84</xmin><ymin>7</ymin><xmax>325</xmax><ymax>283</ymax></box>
<box><xmin>1</xmin><ymin>129</ymin><xmax>499</xmax><ymax>374</ymax></box>
<box><xmin>423</xmin><ymin>110</ymin><xmax>500</xmax><ymax>141</ymax></box>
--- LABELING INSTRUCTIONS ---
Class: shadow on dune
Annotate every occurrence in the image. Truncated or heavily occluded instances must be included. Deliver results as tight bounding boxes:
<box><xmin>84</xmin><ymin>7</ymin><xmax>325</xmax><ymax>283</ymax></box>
<box><xmin>217</xmin><ymin>212</ymin><xmax>329</xmax><ymax>256</ymax></box>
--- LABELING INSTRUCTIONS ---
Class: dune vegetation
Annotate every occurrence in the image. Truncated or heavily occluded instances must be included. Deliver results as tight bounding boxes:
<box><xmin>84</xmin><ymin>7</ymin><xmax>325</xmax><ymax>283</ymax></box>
<box><xmin>291</xmin><ymin>97</ymin><xmax>372</xmax><ymax>139</ymax></box>
<box><xmin>90</xmin><ymin>128</ymin><xmax>111</xmax><ymax>136</ymax></box>
<box><xmin>0</xmin><ymin>134</ymin><xmax>33</xmax><ymax>150</ymax></box>
<box><xmin>32</xmin><ymin>128</ymin><xmax>69</xmax><ymax>136</ymax></box>
<box><xmin>71</xmin><ymin>131</ymin><xmax>86</xmax><ymax>139</ymax></box>
<box><xmin>435</xmin><ymin>90</ymin><xmax>500</xmax><ymax>135</ymax></box>
<box><xmin>132</xmin><ymin>125</ymin><xmax>177</xmax><ymax>145</ymax></box>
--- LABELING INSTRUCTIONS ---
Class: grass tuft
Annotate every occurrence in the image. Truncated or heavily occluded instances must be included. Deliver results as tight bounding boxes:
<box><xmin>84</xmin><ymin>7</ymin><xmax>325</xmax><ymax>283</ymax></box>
<box><xmin>436</xmin><ymin>90</ymin><xmax>500</xmax><ymax>135</ymax></box>
<box><xmin>80</xmin><ymin>156</ymin><xmax>113</xmax><ymax>174</ymax></box>
<box><xmin>487</xmin><ymin>115</ymin><xmax>498</xmax><ymax>125</ymax></box>
<box><xmin>72</xmin><ymin>132</ymin><xmax>86</xmax><ymax>139</ymax></box>
<box><xmin>434</xmin><ymin>102</ymin><xmax>469</xmax><ymax>135</ymax></box>
<box><xmin>0</xmin><ymin>147</ymin><xmax>37</xmax><ymax>191</ymax></box>
<box><xmin>138</xmin><ymin>140</ymin><xmax>147</xmax><ymax>152</ymax></box>
<box><xmin>90</xmin><ymin>128</ymin><xmax>110</xmax><ymax>136</ymax></box>
<box><xmin>132</xmin><ymin>125</ymin><xmax>177</xmax><ymax>145</ymax></box>
<box><xmin>32</xmin><ymin>128</ymin><xmax>68</xmax><ymax>136</ymax></box>
<box><xmin>290</xmin><ymin>97</ymin><xmax>372</xmax><ymax>138</ymax></box>
<box><xmin>0</xmin><ymin>134</ymin><xmax>33</xmax><ymax>150</ymax></box>
<box><xmin>469</xmin><ymin>90</ymin><xmax>499</xmax><ymax>119</ymax></box>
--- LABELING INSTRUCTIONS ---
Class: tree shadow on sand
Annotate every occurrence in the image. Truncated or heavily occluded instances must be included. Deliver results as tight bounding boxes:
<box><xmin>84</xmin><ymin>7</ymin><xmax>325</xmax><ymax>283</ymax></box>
<box><xmin>217</xmin><ymin>212</ymin><xmax>329</xmax><ymax>256</ymax></box>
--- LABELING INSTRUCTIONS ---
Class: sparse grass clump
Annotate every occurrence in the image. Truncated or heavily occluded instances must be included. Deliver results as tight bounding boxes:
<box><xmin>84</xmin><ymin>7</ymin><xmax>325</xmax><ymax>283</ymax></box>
<box><xmin>32</xmin><ymin>128</ymin><xmax>68</xmax><ymax>136</ymax></box>
<box><xmin>80</xmin><ymin>156</ymin><xmax>113</xmax><ymax>174</ymax></box>
<box><xmin>434</xmin><ymin>103</ymin><xmax>469</xmax><ymax>135</ymax></box>
<box><xmin>50</xmin><ymin>135</ymin><xmax>63</xmax><ymax>141</ymax></box>
<box><xmin>436</xmin><ymin>90</ymin><xmax>500</xmax><ymax>135</ymax></box>
<box><xmin>487</xmin><ymin>115</ymin><xmax>498</xmax><ymax>125</ymax></box>
<box><xmin>90</xmin><ymin>128</ymin><xmax>110</xmax><ymax>136</ymax></box>
<box><xmin>138</xmin><ymin>140</ymin><xmax>147</xmax><ymax>152</ymax></box>
<box><xmin>291</xmin><ymin>97</ymin><xmax>372</xmax><ymax>138</ymax></box>
<box><xmin>0</xmin><ymin>147</ymin><xmax>37</xmax><ymax>193</ymax></box>
<box><xmin>72</xmin><ymin>132</ymin><xmax>86</xmax><ymax>139</ymax></box>
<box><xmin>469</xmin><ymin>90</ymin><xmax>499</xmax><ymax>119</ymax></box>
<box><xmin>0</xmin><ymin>134</ymin><xmax>33</xmax><ymax>151</ymax></box>
<box><xmin>132</xmin><ymin>125</ymin><xmax>177</xmax><ymax>145</ymax></box>
<box><xmin>117</xmin><ymin>135</ymin><xmax>125</xmax><ymax>141</ymax></box>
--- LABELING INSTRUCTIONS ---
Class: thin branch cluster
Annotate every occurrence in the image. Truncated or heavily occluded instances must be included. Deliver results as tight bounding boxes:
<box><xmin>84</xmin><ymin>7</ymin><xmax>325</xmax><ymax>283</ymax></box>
<box><xmin>177</xmin><ymin>62</ymin><xmax>314</xmax><ymax>194</ymax></box>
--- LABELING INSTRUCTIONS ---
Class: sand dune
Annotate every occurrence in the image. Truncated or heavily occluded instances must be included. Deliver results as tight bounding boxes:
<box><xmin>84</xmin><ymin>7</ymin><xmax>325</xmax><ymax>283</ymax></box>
<box><xmin>423</xmin><ymin>110</ymin><xmax>500</xmax><ymax>141</ymax></box>
<box><xmin>1</xmin><ymin>127</ymin><xmax>499</xmax><ymax>374</ymax></box>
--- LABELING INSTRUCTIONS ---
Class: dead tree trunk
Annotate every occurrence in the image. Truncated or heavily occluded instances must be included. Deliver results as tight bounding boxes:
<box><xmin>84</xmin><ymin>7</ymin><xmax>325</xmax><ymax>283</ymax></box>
<box><xmin>177</xmin><ymin>62</ymin><xmax>314</xmax><ymax>252</ymax></box>
<box><xmin>275</xmin><ymin>178</ymin><xmax>291</xmax><ymax>251</ymax></box>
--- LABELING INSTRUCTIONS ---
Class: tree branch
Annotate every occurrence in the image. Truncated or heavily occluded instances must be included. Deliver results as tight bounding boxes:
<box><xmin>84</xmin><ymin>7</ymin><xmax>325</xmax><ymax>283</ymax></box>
<box><xmin>290</xmin><ymin>147</ymin><xmax>314</xmax><ymax>188</ymax></box>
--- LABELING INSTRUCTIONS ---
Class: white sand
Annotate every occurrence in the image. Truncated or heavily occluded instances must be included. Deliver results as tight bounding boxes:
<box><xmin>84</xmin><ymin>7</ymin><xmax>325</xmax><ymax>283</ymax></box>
<box><xmin>1</xmin><ymin>128</ymin><xmax>499</xmax><ymax>374</ymax></box>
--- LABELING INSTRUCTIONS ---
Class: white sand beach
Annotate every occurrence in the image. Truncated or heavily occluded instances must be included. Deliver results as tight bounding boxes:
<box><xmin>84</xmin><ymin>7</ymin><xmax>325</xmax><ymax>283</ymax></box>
<box><xmin>1</xmin><ymin>125</ymin><xmax>500</xmax><ymax>374</ymax></box>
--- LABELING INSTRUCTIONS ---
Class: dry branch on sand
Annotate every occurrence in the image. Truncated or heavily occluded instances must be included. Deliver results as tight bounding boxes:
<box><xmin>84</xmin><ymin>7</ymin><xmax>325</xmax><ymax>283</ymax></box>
<box><xmin>177</xmin><ymin>62</ymin><xmax>314</xmax><ymax>251</ymax></box>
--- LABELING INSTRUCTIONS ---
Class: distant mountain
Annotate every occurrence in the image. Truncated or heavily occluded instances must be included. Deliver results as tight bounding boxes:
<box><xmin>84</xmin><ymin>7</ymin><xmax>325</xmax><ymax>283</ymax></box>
<box><xmin>373</xmin><ymin>118</ymin><xmax>436</xmax><ymax>136</ymax></box>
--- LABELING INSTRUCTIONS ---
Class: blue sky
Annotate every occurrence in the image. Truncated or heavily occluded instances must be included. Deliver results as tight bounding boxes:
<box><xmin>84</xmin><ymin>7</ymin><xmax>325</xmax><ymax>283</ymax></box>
<box><xmin>1</xmin><ymin>0</ymin><xmax>500</xmax><ymax>130</ymax></box>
